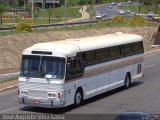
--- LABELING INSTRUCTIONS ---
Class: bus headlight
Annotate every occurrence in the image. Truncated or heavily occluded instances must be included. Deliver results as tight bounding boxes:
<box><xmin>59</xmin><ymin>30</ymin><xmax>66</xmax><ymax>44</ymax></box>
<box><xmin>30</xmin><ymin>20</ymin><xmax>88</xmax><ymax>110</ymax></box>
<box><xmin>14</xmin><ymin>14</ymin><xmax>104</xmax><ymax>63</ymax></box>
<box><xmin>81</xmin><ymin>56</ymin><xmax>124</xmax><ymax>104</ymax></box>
<box><xmin>20</xmin><ymin>90</ymin><xmax>28</xmax><ymax>97</ymax></box>
<box><xmin>47</xmin><ymin>92</ymin><xmax>56</xmax><ymax>99</ymax></box>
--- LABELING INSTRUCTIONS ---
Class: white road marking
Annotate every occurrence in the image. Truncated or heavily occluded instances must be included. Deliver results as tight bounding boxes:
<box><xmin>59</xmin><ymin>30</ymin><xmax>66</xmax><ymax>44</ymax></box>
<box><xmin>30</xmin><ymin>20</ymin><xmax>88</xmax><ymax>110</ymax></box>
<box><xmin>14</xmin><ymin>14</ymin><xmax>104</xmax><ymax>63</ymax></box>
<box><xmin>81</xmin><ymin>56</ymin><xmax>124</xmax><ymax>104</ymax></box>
<box><xmin>144</xmin><ymin>64</ymin><xmax>156</xmax><ymax>69</ymax></box>
<box><xmin>0</xmin><ymin>107</ymin><xmax>17</xmax><ymax>113</ymax></box>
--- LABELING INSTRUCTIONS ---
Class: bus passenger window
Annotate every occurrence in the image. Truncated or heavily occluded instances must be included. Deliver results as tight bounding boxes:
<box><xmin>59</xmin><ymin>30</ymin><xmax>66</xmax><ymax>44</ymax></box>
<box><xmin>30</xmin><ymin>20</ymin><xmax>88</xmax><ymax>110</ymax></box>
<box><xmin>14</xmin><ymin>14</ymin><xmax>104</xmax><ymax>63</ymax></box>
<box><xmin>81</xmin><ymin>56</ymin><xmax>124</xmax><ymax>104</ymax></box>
<box><xmin>133</xmin><ymin>41</ymin><xmax>144</xmax><ymax>54</ymax></box>
<box><xmin>84</xmin><ymin>51</ymin><xmax>96</xmax><ymax>65</ymax></box>
<box><xmin>109</xmin><ymin>46</ymin><xmax>121</xmax><ymax>59</ymax></box>
<box><xmin>96</xmin><ymin>48</ymin><xmax>110</xmax><ymax>62</ymax></box>
<box><xmin>123</xmin><ymin>43</ymin><xmax>133</xmax><ymax>56</ymax></box>
<box><xmin>72</xmin><ymin>59</ymin><xmax>82</xmax><ymax>75</ymax></box>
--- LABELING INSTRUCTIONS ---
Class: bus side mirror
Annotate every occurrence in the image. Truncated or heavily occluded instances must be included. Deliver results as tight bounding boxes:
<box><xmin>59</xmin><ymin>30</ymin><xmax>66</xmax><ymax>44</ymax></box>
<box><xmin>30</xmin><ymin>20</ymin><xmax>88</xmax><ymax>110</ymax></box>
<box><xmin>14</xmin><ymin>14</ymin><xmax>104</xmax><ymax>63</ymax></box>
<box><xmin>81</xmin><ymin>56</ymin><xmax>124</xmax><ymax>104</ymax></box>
<box><xmin>66</xmin><ymin>63</ymin><xmax>72</xmax><ymax>73</ymax></box>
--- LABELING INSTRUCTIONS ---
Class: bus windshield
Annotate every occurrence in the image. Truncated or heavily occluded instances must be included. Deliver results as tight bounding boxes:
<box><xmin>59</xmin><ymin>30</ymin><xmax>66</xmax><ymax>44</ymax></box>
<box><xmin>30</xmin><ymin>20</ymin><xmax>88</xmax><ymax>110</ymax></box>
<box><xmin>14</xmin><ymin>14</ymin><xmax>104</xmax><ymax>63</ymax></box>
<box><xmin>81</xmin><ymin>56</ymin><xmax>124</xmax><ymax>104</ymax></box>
<box><xmin>20</xmin><ymin>55</ymin><xmax>65</xmax><ymax>79</ymax></box>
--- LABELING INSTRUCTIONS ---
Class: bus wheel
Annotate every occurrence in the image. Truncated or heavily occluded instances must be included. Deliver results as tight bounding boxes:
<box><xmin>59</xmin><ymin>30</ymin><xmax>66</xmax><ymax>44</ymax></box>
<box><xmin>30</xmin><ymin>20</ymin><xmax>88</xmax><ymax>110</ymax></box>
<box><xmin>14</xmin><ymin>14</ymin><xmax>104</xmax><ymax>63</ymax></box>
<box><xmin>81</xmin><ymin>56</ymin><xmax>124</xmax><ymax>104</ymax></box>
<box><xmin>124</xmin><ymin>74</ymin><xmax>131</xmax><ymax>89</ymax></box>
<box><xmin>74</xmin><ymin>89</ymin><xmax>83</xmax><ymax>107</ymax></box>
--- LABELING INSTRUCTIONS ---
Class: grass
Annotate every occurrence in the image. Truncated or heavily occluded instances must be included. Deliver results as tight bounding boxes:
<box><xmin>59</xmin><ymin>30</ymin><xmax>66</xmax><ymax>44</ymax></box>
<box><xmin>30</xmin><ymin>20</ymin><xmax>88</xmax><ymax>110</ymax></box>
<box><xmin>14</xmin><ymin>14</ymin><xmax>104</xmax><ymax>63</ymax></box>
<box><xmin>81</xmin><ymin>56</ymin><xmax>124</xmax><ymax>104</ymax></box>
<box><xmin>34</xmin><ymin>7</ymin><xmax>81</xmax><ymax>18</ymax></box>
<box><xmin>0</xmin><ymin>6</ymin><xmax>81</xmax><ymax>28</ymax></box>
<box><xmin>0</xmin><ymin>76</ymin><xmax>18</xmax><ymax>84</ymax></box>
<box><xmin>0</xmin><ymin>17</ymin><xmax>158</xmax><ymax>36</ymax></box>
<box><xmin>119</xmin><ymin>5</ymin><xmax>160</xmax><ymax>14</ymax></box>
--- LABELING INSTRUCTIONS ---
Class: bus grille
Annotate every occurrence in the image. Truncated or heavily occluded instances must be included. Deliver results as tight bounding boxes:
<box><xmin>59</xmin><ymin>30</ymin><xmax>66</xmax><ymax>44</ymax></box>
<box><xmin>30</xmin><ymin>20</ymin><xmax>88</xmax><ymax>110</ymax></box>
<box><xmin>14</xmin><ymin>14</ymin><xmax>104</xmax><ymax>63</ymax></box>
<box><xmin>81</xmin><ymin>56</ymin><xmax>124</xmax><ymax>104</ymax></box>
<box><xmin>19</xmin><ymin>82</ymin><xmax>63</xmax><ymax>91</ymax></box>
<box><xmin>28</xmin><ymin>90</ymin><xmax>47</xmax><ymax>99</ymax></box>
<box><xmin>19</xmin><ymin>81</ymin><xmax>63</xmax><ymax>99</ymax></box>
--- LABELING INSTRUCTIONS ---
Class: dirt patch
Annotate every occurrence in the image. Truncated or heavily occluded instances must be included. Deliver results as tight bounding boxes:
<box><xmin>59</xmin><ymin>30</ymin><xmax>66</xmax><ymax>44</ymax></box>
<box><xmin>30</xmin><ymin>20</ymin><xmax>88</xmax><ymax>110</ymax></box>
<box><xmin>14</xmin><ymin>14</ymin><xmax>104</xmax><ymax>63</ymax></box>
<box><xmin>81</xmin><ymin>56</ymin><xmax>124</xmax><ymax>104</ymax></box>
<box><xmin>0</xmin><ymin>26</ymin><xmax>158</xmax><ymax>73</ymax></box>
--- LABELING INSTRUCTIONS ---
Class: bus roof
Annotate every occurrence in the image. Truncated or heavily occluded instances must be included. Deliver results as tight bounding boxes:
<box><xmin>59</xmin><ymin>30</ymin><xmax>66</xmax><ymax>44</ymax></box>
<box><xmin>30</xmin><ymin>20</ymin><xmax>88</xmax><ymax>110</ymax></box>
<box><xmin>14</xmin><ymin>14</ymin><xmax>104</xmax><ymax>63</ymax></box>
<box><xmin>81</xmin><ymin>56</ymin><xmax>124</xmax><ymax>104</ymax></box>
<box><xmin>23</xmin><ymin>32</ymin><xmax>143</xmax><ymax>57</ymax></box>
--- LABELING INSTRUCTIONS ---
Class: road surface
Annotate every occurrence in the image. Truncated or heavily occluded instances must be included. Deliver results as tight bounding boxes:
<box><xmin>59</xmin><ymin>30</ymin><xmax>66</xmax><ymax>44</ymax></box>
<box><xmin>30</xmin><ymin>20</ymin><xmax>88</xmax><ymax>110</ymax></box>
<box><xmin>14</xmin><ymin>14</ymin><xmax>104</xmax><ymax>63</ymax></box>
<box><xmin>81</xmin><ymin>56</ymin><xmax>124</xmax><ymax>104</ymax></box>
<box><xmin>0</xmin><ymin>51</ymin><xmax>160</xmax><ymax>120</ymax></box>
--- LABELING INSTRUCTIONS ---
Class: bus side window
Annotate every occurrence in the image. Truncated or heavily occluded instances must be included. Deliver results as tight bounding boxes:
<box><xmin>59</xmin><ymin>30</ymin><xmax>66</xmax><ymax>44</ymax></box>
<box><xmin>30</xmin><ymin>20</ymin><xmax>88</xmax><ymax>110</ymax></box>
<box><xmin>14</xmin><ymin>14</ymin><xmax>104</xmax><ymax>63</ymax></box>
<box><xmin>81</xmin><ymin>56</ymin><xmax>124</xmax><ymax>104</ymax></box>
<box><xmin>109</xmin><ymin>46</ymin><xmax>121</xmax><ymax>60</ymax></box>
<box><xmin>123</xmin><ymin>43</ymin><xmax>133</xmax><ymax>56</ymax></box>
<box><xmin>133</xmin><ymin>41</ymin><xmax>144</xmax><ymax>54</ymax></box>
<box><xmin>66</xmin><ymin>59</ymin><xmax>83</xmax><ymax>80</ymax></box>
<box><xmin>96</xmin><ymin>48</ymin><xmax>110</xmax><ymax>62</ymax></box>
<box><xmin>84</xmin><ymin>51</ymin><xmax>97</xmax><ymax>66</ymax></box>
<box><xmin>72</xmin><ymin>59</ymin><xmax>83</xmax><ymax>75</ymax></box>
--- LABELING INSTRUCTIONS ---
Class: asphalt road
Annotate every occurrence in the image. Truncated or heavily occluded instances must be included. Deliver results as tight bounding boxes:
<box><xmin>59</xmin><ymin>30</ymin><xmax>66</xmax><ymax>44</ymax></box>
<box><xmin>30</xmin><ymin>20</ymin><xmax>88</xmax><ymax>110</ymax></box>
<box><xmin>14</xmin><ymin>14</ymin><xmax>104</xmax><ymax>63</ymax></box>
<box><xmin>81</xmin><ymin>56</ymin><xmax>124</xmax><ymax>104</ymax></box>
<box><xmin>0</xmin><ymin>51</ymin><xmax>160</xmax><ymax>120</ymax></box>
<box><xmin>95</xmin><ymin>2</ymin><xmax>146</xmax><ymax>20</ymax></box>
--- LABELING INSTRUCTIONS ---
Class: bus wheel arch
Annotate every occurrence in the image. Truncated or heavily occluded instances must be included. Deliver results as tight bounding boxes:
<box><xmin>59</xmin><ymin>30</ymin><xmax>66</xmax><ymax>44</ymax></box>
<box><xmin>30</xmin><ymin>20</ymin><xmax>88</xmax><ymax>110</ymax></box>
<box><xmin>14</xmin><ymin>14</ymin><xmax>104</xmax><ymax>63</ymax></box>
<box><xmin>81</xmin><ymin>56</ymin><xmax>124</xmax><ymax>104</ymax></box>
<box><xmin>74</xmin><ymin>87</ymin><xmax>83</xmax><ymax>107</ymax></box>
<box><xmin>124</xmin><ymin>72</ymin><xmax>131</xmax><ymax>89</ymax></box>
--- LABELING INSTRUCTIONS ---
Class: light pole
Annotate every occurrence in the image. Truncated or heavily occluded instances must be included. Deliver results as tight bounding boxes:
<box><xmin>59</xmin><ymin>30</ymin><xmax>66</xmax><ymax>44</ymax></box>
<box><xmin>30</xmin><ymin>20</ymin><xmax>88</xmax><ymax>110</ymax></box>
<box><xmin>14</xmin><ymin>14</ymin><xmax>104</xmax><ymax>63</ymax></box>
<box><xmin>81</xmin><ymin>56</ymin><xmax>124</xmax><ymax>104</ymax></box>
<box><xmin>64</xmin><ymin>0</ymin><xmax>67</xmax><ymax>28</ymax></box>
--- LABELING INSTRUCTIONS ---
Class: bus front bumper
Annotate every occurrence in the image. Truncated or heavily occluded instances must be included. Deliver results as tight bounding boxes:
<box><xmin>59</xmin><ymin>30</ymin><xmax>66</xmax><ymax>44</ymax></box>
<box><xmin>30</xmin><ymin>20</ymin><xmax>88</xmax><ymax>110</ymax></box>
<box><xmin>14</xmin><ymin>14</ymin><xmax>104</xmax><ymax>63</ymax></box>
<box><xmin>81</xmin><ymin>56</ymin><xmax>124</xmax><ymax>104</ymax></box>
<box><xmin>18</xmin><ymin>97</ymin><xmax>66</xmax><ymax>108</ymax></box>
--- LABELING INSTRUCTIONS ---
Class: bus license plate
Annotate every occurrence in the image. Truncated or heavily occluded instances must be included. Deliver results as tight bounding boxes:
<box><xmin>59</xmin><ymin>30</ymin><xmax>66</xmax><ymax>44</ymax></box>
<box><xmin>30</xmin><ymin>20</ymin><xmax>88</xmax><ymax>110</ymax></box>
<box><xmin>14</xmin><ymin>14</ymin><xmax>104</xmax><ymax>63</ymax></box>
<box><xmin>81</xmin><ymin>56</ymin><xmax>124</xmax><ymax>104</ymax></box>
<box><xmin>31</xmin><ymin>100</ymin><xmax>40</xmax><ymax>104</ymax></box>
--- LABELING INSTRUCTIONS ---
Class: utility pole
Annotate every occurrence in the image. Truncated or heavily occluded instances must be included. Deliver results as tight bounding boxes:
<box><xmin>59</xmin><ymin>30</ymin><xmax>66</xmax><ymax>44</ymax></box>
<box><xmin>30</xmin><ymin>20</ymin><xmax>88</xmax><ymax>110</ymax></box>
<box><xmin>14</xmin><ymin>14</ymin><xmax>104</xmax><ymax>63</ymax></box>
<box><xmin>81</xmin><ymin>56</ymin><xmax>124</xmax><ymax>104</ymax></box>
<box><xmin>24</xmin><ymin>0</ymin><xmax>25</xmax><ymax>11</ymax></box>
<box><xmin>43</xmin><ymin>0</ymin><xmax>46</xmax><ymax>20</ymax></box>
<box><xmin>137</xmin><ymin>0</ymin><xmax>139</xmax><ymax>12</ymax></box>
<box><xmin>53</xmin><ymin>0</ymin><xmax>55</xmax><ymax>21</ymax></box>
<box><xmin>32</xmin><ymin>0</ymin><xmax>34</xmax><ymax>20</ymax></box>
<box><xmin>64</xmin><ymin>0</ymin><xmax>67</xmax><ymax>28</ymax></box>
<box><xmin>92</xmin><ymin>0</ymin><xmax>95</xmax><ymax>22</ymax></box>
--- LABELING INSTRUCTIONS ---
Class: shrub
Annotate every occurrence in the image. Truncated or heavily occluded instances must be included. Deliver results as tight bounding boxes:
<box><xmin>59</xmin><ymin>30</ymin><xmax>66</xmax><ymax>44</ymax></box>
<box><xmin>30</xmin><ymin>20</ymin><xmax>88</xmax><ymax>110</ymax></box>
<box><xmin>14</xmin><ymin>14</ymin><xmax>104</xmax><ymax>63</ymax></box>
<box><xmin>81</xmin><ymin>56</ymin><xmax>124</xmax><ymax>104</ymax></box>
<box><xmin>15</xmin><ymin>16</ymin><xmax>21</xmax><ymax>23</ymax></box>
<box><xmin>128</xmin><ymin>16</ymin><xmax>148</xmax><ymax>26</ymax></box>
<box><xmin>111</xmin><ymin>16</ymin><xmax>126</xmax><ymax>24</ymax></box>
<box><xmin>16</xmin><ymin>22</ymin><xmax>32</xmax><ymax>32</ymax></box>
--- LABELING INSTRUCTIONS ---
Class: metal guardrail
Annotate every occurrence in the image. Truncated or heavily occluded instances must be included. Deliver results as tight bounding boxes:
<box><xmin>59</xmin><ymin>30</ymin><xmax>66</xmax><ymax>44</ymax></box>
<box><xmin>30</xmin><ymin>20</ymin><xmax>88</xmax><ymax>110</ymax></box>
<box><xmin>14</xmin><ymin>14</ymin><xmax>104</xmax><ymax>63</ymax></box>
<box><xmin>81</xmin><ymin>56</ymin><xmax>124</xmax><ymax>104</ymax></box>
<box><xmin>0</xmin><ymin>19</ymin><xmax>159</xmax><ymax>32</ymax></box>
<box><xmin>0</xmin><ymin>20</ymin><xmax>98</xmax><ymax>32</ymax></box>
<box><xmin>0</xmin><ymin>27</ymin><xmax>16</xmax><ymax>32</ymax></box>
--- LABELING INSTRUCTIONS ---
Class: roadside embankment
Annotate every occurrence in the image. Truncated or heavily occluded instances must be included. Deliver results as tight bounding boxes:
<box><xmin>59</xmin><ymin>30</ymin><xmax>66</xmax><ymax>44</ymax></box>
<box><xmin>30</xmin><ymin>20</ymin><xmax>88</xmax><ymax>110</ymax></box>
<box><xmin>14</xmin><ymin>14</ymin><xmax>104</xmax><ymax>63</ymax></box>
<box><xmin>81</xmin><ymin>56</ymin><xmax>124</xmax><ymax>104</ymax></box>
<box><xmin>0</xmin><ymin>26</ymin><xmax>158</xmax><ymax>73</ymax></box>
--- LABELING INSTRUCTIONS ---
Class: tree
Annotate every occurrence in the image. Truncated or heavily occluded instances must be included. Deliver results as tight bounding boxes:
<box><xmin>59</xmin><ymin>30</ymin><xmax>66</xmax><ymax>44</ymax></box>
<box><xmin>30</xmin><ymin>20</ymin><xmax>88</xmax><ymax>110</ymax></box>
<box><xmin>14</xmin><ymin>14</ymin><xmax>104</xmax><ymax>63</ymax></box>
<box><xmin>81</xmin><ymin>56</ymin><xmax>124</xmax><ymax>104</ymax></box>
<box><xmin>138</xmin><ymin>0</ymin><xmax>144</xmax><ymax>12</ymax></box>
<box><xmin>60</xmin><ymin>0</ymin><xmax>65</xmax><ymax>6</ymax></box>
<box><xmin>79</xmin><ymin>0</ymin><xmax>92</xmax><ymax>5</ymax></box>
<box><xmin>144</xmin><ymin>0</ymin><xmax>152</xmax><ymax>12</ymax></box>
<box><xmin>152</xmin><ymin>0</ymin><xmax>160</xmax><ymax>13</ymax></box>
<box><xmin>144</xmin><ymin>0</ymin><xmax>152</xmax><ymax>6</ymax></box>
<box><xmin>95</xmin><ymin>0</ymin><xmax>103</xmax><ymax>4</ymax></box>
<box><xmin>0</xmin><ymin>4</ymin><xmax>6</xmax><ymax>26</ymax></box>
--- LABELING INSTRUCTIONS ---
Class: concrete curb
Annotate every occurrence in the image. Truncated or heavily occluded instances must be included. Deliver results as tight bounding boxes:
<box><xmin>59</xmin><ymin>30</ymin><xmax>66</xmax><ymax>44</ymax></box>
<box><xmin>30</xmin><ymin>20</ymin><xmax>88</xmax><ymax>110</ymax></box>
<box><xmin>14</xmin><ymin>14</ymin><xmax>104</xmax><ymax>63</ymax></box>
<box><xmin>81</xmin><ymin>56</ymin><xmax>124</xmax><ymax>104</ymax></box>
<box><xmin>0</xmin><ymin>85</ymin><xmax>18</xmax><ymax>93</ymax></box>
<box><xmin>144</xmin><ymin>48</ymin><xmax>160</xmax><ymax>55</ymax></box>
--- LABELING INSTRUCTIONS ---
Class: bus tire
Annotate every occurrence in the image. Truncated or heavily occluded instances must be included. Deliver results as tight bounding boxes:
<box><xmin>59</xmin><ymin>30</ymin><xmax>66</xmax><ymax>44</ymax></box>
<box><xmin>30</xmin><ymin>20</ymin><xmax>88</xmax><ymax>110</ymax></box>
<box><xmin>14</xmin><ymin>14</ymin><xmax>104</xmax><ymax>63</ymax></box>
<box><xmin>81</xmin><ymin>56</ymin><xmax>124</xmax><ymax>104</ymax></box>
<box><xmin>74</xmin><ymin>88</ymin><xmax>83</xmax><ymax>107</ymax></box>
<box><xmin>124</xmin><ymin>74</ymin><xmax>131</xmax><ymax>89</ymax></box>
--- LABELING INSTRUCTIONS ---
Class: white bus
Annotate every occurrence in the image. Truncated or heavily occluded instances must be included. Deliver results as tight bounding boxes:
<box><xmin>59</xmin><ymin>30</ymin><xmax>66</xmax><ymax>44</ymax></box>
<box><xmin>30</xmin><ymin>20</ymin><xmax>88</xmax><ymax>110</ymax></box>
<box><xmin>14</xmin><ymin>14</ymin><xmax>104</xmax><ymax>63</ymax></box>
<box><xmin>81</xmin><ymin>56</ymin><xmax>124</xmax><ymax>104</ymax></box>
<box><xmin>18</xmin><ymin>32</ymin><xmax>144</xmax><ymax>108</ymax></box>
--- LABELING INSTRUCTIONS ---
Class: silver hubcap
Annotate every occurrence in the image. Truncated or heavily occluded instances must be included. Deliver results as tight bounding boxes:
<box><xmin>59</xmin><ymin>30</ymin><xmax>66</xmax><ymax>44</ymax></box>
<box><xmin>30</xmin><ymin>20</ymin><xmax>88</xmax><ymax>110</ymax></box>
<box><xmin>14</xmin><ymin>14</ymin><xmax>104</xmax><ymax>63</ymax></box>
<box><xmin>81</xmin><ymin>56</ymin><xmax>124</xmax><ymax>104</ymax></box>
<box><xmin>126</xmin><ymin>77</ymin><xmax>129</xmax><ymax>87</ymax></box>
<box><xmin>75</xmin><ymin>92</ymin><xmax>81</xmax><ymax>105</ymax></box>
